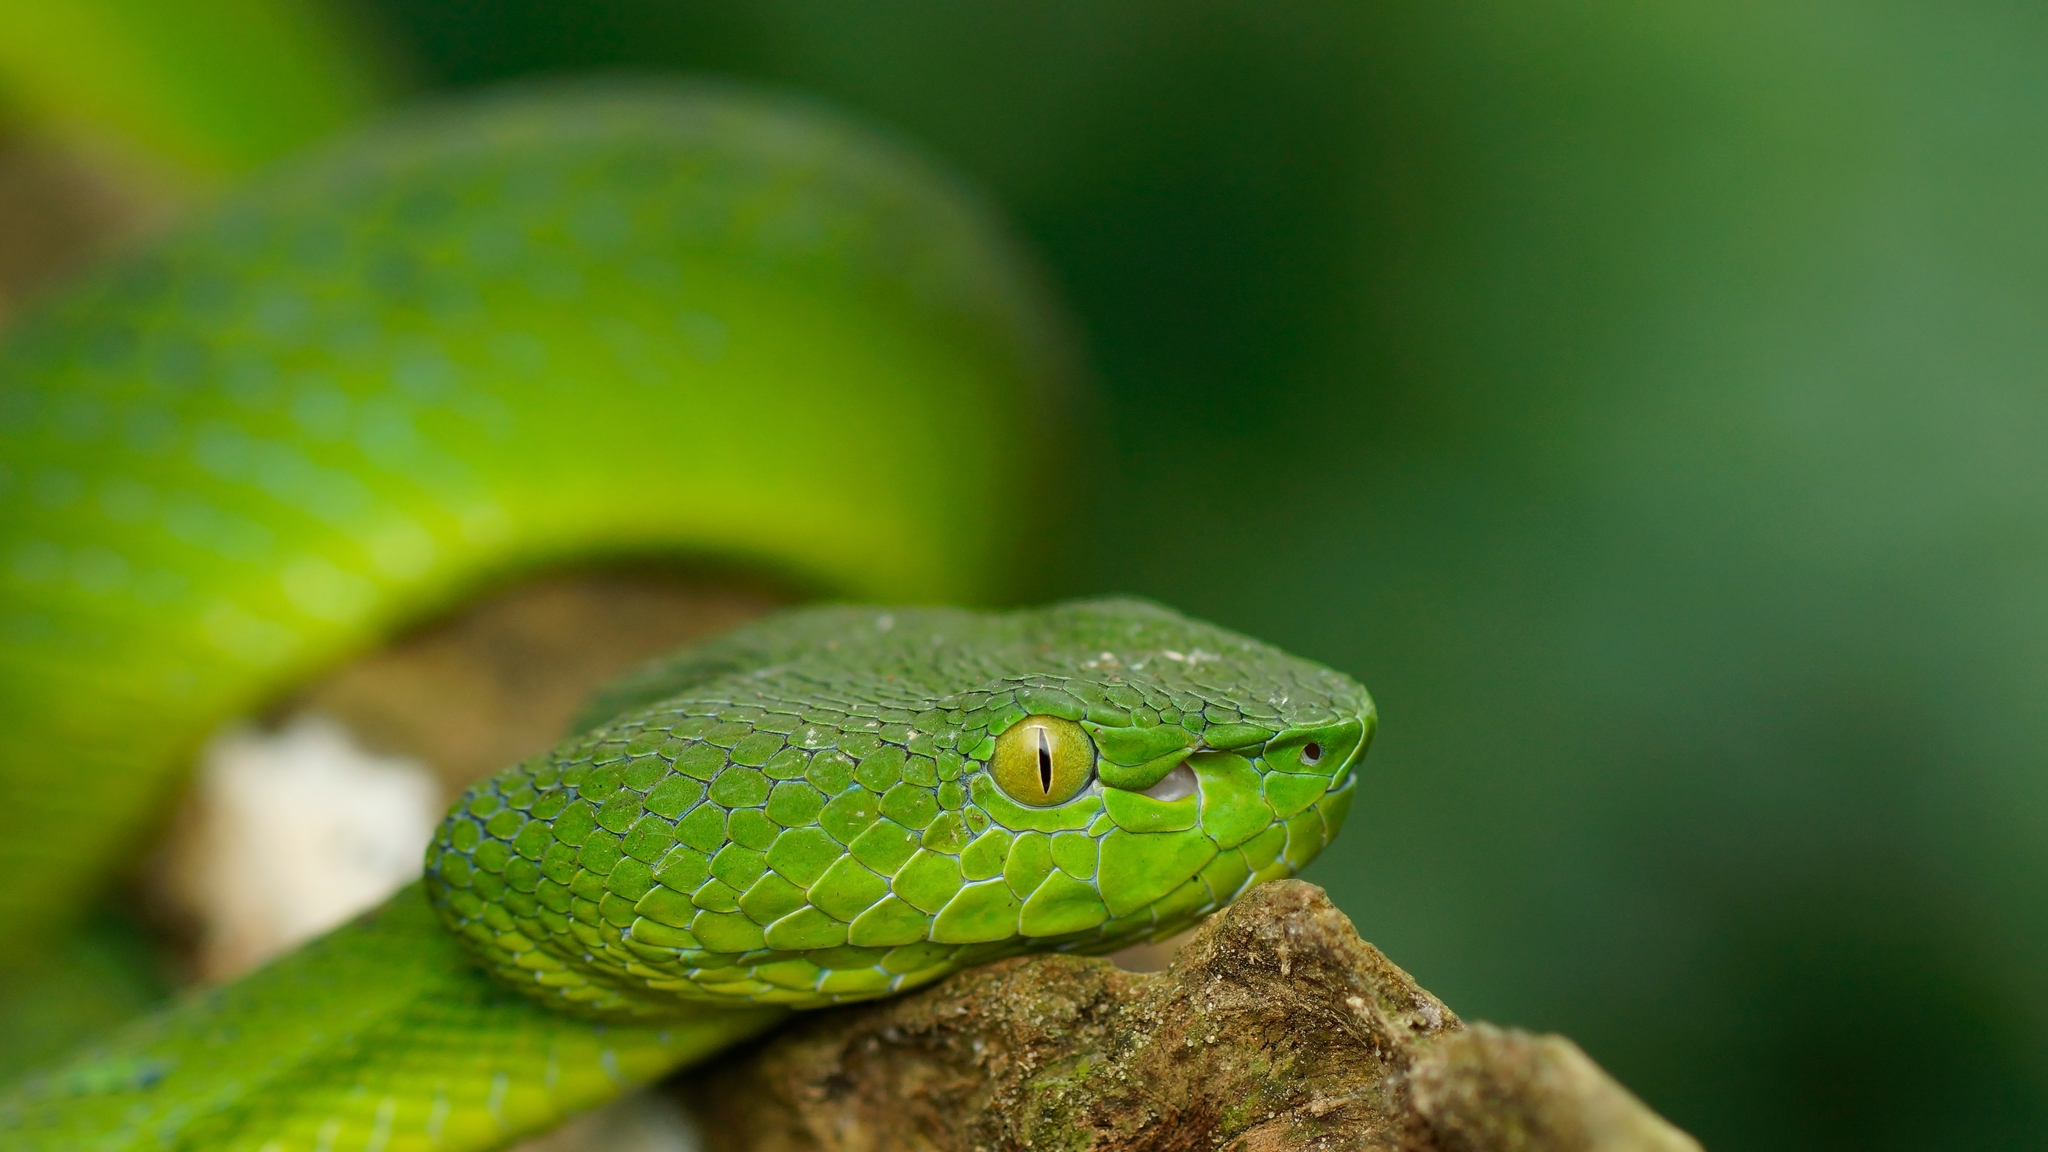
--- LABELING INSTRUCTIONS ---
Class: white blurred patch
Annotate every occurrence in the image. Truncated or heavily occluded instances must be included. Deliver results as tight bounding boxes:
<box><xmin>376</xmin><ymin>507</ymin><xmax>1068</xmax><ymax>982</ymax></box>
<box><xmin>170</xmin><ymin>714</ymin><xmax>439</xmax><ymax>980</ymax></box>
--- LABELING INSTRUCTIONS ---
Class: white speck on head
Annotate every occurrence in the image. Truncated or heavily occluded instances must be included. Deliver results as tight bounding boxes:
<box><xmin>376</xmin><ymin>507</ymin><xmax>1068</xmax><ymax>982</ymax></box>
<box><xmin>875</xmin><ymin>612</ymin><xmax>894</xmax><ymax>631</ymax></box>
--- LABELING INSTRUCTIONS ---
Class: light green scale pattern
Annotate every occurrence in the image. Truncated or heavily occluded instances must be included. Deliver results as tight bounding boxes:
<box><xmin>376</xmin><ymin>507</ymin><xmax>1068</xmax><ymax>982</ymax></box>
<box><xmin>0</xmin><ymin>885</ymin><xmax>787</xmax><ymax>1151</ymax></box>
<box><xmin>425</xmin><ymin>599</ymin><xmax>1373</xmax><ymax>1016</ymax></box>
<box><xmin>0</xmin><ymin>80</ymin><xmax>1069</xmax><ymax>967</ymax></box>
<box><xmin>0</xmin><ymin>599</ymin><xmax>1370</xmax><ymax>1149</ymax></box>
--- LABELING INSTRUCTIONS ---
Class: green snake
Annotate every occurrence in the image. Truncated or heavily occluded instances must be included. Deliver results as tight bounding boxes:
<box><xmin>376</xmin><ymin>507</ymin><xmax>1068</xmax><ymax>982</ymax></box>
<box><xmin>0</xmin><ymin>82</ymin><xmax>1374</xmax><ymax>1150</ymax></box>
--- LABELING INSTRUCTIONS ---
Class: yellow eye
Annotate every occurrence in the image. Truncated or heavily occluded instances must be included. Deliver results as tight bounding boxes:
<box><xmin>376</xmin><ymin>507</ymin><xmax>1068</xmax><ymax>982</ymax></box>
<box><xmin>991</xmin><ymin>715</ymin><xmax>1095</xmax><ymax>806</ymax></box>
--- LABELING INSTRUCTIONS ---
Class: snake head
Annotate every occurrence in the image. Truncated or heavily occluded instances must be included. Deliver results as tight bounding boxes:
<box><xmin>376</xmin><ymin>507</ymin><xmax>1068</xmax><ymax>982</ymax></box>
<box><xmin>425</xmin><ymin>598</ymin><xmax>1373</xmax><ymax>1018</ymax></box>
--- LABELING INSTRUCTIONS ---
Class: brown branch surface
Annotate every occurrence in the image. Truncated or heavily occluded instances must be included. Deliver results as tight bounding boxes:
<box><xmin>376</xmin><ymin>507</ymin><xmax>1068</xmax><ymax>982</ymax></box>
<box><xmin>685</xmin><ymin>881</ymin><xmax>1701</xmax><ymax>1152</ymax></box>
<box><xmin>288</xmin><ymin>569</ymin><xmax>783</xmax><ymax>791</ymax></box>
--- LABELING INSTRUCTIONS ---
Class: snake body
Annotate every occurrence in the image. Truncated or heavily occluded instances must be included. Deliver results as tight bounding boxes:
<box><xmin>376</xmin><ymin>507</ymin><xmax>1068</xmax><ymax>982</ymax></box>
<box><xmin>0</xmin><ymin>83</ymin><xmax>1374</xmax><ymax>1150</ymax></box>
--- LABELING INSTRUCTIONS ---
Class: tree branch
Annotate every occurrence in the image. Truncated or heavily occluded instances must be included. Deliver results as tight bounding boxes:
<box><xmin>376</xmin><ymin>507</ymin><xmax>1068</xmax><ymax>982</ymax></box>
<box><xmin>685</xmin><ymin>881</ymin><xmax>1700</xmax><ymax>1152</ymax></box>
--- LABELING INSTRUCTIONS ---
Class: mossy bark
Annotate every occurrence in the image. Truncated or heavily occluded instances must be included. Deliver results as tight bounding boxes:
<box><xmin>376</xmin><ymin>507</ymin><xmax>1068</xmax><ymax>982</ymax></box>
<box><xmin>684</xmin><ymin>881</ymin><xmax>1700</xmax><ymax>1152</ymax></box>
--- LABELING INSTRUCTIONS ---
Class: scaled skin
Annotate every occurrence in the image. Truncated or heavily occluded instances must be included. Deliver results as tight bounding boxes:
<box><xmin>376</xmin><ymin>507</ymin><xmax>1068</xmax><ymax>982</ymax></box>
<box><xmin>429</xmin><ymin>599</ymin><xmax>1374</xmax><ymax>1017</ymax></box>
<box><xmin>0</xmin><ymin>599</ymin><xmax>1373</xmax><ymax>1151</ymax></box>
<box><xmin>0</xmin><ymin>81</ymin><xmax>1067</xmax><ymax>973</ymax></box>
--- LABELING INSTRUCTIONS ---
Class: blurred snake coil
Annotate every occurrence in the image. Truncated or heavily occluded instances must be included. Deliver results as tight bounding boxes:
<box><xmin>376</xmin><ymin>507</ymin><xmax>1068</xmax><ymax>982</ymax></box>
<box><xmin>0</xmin><ymin>82</ymin><xmax>1375</xmax><ymax>1150</ymax></box>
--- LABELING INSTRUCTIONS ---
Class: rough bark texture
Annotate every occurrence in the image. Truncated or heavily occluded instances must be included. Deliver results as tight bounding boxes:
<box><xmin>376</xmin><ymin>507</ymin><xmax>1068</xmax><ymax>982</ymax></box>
<box><xmin>685</xmin><ymin>881</ymin><xmax>1700</xmax><ymax>1152</ymax></box>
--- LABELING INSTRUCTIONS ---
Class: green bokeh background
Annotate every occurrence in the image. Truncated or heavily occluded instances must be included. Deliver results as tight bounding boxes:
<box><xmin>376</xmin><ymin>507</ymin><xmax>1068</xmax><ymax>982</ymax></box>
<box><xmin>14</xmin><ymin>2</ymin><xmax>2048</xmax><ymax>1148</ymax></box>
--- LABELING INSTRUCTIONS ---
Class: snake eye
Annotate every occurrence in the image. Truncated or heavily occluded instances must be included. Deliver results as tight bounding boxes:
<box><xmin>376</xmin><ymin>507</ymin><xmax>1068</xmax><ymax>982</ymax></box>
<box><xmin>991</xmin><ymin>715</ymin><xmax>1094</xmax><ymax>806</ymax></box>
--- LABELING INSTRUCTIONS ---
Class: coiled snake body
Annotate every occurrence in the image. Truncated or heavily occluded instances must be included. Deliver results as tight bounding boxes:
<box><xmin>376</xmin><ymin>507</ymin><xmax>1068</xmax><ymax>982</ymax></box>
<box><xmin>0</xmin><ymin>83</ymin><xmax>1373</xmax><ymax>1150</ymax></box>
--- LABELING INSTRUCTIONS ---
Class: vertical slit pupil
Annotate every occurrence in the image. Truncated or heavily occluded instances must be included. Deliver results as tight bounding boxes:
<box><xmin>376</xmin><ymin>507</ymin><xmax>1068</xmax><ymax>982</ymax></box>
<box><xmin>1037</xmin><ymin>730</ymin><xmax>1054</xmax><ymax>795</ymax></box>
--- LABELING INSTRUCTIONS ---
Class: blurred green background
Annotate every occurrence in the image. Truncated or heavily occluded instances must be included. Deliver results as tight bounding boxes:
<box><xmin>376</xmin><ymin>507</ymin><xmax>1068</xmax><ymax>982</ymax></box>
<box><xmin>10</xmin><ymin>2</ymin><xmax>2048</xmax><ymax>1148</ymax></box>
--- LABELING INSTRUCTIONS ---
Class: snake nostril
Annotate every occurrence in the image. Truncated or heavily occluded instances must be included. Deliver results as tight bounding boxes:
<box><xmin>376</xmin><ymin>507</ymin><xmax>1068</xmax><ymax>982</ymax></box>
<box><xmin>1301</xmin><ymin>742</ymin><xmax>1323</xmax><ymax>767</ymax></box>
